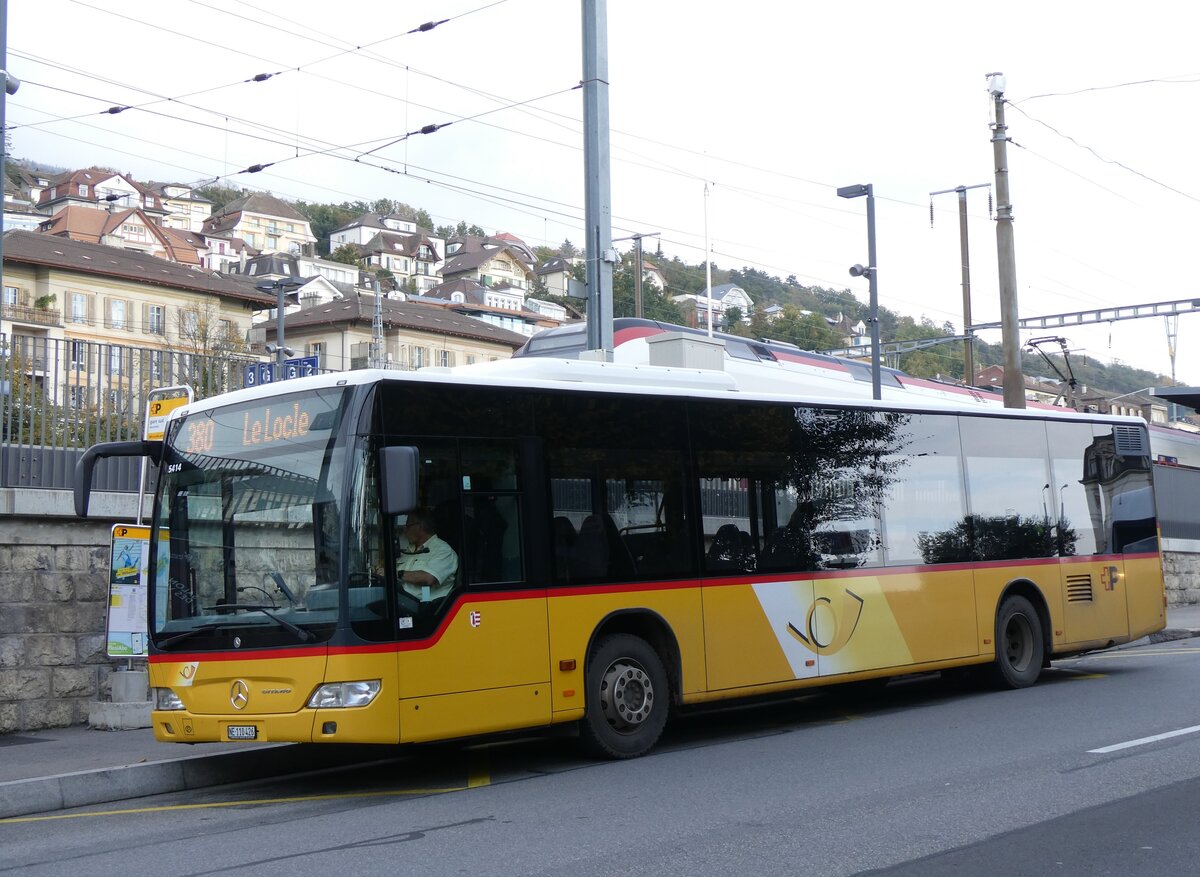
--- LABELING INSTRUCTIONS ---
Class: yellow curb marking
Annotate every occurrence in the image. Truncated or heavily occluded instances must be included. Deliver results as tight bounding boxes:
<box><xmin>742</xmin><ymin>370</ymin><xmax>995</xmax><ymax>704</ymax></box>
<box><xmin>0</xmin><ymin>786</ymin><xmax>467</xmax><ymax>825</ymax></box>
<box><xmin>467</xmin><ymin>753</ymin><xmax>491</xmax><ymax>788</ymax></box>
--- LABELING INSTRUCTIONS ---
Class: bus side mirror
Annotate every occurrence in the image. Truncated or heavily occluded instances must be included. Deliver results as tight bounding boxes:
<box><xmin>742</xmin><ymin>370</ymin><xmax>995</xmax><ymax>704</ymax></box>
<box><xmin>75</xmin><ymin>440</ymin><xmax>162</xmax><ymax>517</ymax></box>
<box><xmin>380</xmin><ymin>446</ymin><xmax>419</xmax><ymax>516</ymax></box>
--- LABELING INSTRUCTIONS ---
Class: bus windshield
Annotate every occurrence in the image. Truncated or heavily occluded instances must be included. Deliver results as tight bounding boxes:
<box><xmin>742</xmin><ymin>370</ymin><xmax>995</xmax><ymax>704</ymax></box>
<box><xmin>150</xmin><ymin>387</ymin><xmax>353</xmax><ymax>649</ymax></box>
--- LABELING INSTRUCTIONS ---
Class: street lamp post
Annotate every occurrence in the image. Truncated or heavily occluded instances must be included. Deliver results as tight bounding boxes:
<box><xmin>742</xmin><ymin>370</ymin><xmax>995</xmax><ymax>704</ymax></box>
<box><xmin>1104</xmin><ymin>387</ymin><xmax>1158</xmax><ymax>417</ymax></box>
<box><xmin>837</xmin><ymin>183</ymin><xmax>882</xmax><ymax>400</ymax></box>
<box><xmin>255</xmin><ymin>277</ymin><xmax>305</xmax><ymax>375</ymax></box>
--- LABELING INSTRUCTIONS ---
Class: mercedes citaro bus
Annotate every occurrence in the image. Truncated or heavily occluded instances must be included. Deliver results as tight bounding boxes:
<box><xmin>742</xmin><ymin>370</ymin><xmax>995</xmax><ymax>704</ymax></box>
<box><xmin>76</xmin><ymin>327</ymin><xmax>1165</xmax><ymax>758</ymax></box>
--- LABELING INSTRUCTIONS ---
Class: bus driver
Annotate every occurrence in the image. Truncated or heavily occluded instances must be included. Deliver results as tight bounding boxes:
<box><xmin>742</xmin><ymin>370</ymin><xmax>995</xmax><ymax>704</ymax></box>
<box><xmin>396</xmin><ymin>507</ymin><xmax>458</xmax><ymax>604</ymax></box>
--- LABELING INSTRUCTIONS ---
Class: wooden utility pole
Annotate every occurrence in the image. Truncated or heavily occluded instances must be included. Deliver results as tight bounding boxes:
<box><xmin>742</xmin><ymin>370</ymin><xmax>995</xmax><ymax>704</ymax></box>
<box><xmin>988</xmin><ymin>72</ymin><xmax>1025</xmax><ymax>409</ymax></box>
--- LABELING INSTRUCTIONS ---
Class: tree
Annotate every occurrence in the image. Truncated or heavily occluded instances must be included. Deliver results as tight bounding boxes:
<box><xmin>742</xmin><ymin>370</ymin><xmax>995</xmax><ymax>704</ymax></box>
<box><xmin>758</xmin><ymin>305</ymin><xmax>841</xmax><ymax>351</ymax></box>
<box><xmin>891</xmin><ymin>316</ymin><xmax>963</xmax><ymax>380</ymax></box>
<box><xmin>172</xmin><ymin>301</ymin><xmax>249</xmax><ymax>396</ymax></box>
<box><xmin>916</xmin><ymin>513</ymin><xmax>1061</xmax><ymax>564</ymax></box>
<box><xmin>195</xmin><ymin>184</ymin><xmax>246</xmax><ymax>214</ymax></box>
<box><xmin>294</xmin><ymin>202</ymin><xmax>358</xmax><ymax>256</ymax></box>
<box><xmin>609</xmin><ymin>259</ymin><xmax>684</xmax><ymax>323</ymax></box>
<box><xmin>328</xmin><ymin>243</ymin><xmax>363</xmax><ymax>266</ymax></box>
<box><xmin>559</xmin><ymin>239</ymin><xmax>579</xmax><ymax>259</ymax></box>
<box><xmin>414</xmin><ymin>208</ymin><xmax>434</xmax><ymax>231</ymax></box>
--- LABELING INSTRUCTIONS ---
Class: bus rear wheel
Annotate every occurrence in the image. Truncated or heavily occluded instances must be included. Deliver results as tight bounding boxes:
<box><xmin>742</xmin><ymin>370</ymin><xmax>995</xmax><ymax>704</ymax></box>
<box><xmin>581</xmin><ymin>634</ymin><xmax>669</xmax><ymax>759</ymax></box>
<box><xmin>990</xmin><ymin>595</ymin><xmax>1044</xmax><ymax>689</ymax></box>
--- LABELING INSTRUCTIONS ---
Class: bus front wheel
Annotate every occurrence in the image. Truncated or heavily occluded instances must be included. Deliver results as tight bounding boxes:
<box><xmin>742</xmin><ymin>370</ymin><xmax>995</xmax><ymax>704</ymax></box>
<box><xmin>581</xmin><ymin>634</ymin><xmax>669</xmax><ymax>759</ymax></box>
<box><xmin>990</xmin><ymin>595</ymin><xmax>1044</xmax><ymax>689</ymax></box>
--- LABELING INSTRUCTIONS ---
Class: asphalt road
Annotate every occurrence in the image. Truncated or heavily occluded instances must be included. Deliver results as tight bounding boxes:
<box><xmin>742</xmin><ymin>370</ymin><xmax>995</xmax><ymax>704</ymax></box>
<box><xmin>4</xmin><ymin>638</ymin><xmax>1200</xmax><ymax>876</ymax></box>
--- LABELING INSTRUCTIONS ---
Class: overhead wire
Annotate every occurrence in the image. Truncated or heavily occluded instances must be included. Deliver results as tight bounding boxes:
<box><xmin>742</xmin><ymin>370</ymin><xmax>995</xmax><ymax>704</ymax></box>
<box><xmin>1004</xmin><ymin>99</ymin><xmax>1200</xmax><ymax>204</ymax></box>
<box><xmin>18</xmin><ymin>4</ymin><xmax>1182</xmax><ymax>346</ymax></box>
<box><xmin>1015</xmin><ymin>74</ymin><xmax>1200</xmax><ymax>104</ymax></box>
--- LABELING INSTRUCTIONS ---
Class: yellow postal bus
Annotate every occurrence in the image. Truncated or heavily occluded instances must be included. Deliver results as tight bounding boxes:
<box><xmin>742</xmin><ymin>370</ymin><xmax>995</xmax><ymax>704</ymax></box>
<box><xmin>76</xmin><ymin>333</ymin><xmax>1165</xmax><ymax>758</ymax></box>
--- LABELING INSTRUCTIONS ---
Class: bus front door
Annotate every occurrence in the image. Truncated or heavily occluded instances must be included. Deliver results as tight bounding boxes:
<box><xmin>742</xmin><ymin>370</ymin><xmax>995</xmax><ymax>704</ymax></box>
<box><xmin>396</xmin><ymin>591</ymin><xmax>551</xmax><ymax>743</ymax></box>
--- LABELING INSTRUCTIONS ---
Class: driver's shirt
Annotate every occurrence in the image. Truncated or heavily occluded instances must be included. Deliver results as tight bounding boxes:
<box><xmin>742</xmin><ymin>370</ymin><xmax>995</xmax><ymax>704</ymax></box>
<box><xmin>396</xmin><ymin>534</ymin><xmax>458</xmax><ymax>601</ymax></box>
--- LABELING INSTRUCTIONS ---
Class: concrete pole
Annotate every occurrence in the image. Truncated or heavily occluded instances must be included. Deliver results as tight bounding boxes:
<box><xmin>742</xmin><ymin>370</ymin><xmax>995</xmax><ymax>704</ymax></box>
<box><xmin>989</xmin><ymin>74</ymin><xmax>1026</xmax><ymax>409</ymax></box>
<box><xmin>582</xmin><ymin>0</ymin><xmax>613</xmax><ymax>353</ymax></box>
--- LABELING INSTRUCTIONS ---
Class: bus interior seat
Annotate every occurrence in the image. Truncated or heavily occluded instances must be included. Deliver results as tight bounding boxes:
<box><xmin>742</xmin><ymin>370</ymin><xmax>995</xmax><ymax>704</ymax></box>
<box><xmin>553</xmin><ymin>516</ymin><xmax>577</xmax><ymax>578</ymax></box>
<box><xmin>708</xmin><ymin>524</ymin><xmax>754</xmax><ymax>571</ymax></box>
<box><xmin>465</xmin><ymin>494</ymin><xmax>508</xmax><ymax>583</ymax></box>
<box><xmin>761</xmin><ymin>524</ymin><xmax>803</xmax><ymax>571</ymax></box>
<box><xmin>432</xmin><ymin>499</ymin><xmax>465</xmax><ymax>583</ymax></box>
<box><xmin>433</xmin><ymin>500</ymin><xmax>463</xmax><ymax>549</ymax></box>
<box><xmin>600</xmin><ymin>512</ymin><xmax>638</xmax><ymax>577</ymax></box>
<box><xmin>570</xmin><ymin>515</ymin><xmax>609</xmax><ymax>578</ymax></box>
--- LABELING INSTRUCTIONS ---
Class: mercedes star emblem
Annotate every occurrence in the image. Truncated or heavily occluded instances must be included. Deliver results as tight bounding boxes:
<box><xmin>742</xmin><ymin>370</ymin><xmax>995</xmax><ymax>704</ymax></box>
<box><xmin>230</xmin><ymin>679</ymin><xmax>249</xmax><ymax>710</ymax></box>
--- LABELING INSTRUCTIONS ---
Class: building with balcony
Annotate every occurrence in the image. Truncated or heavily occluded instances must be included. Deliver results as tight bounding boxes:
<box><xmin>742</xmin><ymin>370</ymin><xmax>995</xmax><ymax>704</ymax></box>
<box><xmin>202</xmin><ymin>192</ymin><xmax>316</xmax><ymax>256</ymax></box>
<box><xmin>2</xmin><ymin>230</ymin><xmax>272</xmax><ymax>415</ymax></box>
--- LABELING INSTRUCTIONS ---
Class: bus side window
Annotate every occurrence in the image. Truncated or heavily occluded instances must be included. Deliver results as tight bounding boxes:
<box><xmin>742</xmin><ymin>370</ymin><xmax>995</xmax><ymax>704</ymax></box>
<box><xmin>463</xmin><ymin>493</ymin><xmax>521</xmax><ymax>583</ymax></box>
<box><xmin>460</xmin><ymin>440</ymin><xmax>523</xmax><ymax>585</ymax></box>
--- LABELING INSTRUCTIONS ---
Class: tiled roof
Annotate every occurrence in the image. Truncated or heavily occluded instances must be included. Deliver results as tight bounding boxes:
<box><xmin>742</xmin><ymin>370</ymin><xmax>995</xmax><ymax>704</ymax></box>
<box><xmin>37</xmin><ymin>207</ymin><xmax>204</xmax><ymax>266</ymax></box>
<box><xmin>211</xmin><ymin>192</ymin><xmax>308</xmax><ymax>223</ymax></box>
<box><xmin>2</xmin><ymin>230</ymin><xmax>273</xmax><ymax>305</ymax></box>
<box><xmin>278</xmin><ymin>292</ymin><xmax>528</xmax><ymax>348</ymax></box>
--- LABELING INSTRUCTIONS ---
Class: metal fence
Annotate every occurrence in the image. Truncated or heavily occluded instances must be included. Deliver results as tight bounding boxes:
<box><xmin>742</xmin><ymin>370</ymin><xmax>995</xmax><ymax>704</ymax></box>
<box><xmin>0</xmin><ymin>333</ymin><xmax>257</xmax><ymax>491</ymax></box>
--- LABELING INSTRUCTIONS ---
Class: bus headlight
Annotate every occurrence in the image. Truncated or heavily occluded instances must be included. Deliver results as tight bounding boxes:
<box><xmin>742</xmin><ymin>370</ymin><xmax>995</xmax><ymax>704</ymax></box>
<box><xmin>154</xmin><ymin>688</ymin><xmax>185</xmax><ymax>710</ymax></box>
<box><xmin>307</xmin><ymin>680</ymin><xmax>381</xmax><ymax>709</ymax></box>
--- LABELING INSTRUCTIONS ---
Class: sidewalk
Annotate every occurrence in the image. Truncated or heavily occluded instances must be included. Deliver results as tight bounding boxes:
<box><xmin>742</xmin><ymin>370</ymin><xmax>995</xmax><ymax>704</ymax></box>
<box><xmin>3</xmin><ymin>604</ymin><xmax>1199</xmax><ymax>820</ymax></box>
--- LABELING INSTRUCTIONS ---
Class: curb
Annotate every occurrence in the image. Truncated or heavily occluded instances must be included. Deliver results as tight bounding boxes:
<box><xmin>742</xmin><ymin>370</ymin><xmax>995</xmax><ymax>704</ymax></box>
<box><xmin>0</xmin><ymin>742</ymin><xmax>394</xmax><ymax>820</ymax></box>
<box><xmin>1149</xmin><ymin>627</ymin><xmax>1200</xmax><ymax>644</ymax></box>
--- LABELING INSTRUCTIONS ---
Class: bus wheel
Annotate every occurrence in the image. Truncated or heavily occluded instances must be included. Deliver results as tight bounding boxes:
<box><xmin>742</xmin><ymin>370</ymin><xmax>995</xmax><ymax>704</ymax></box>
<box><xmin>581</xmin><ymin>634</ymin><xmax>669</xmax><ymax>759</ymax></box>
<box><xmin>990</xmin><ymin>595</ymin><xmax>1044</xmax><ymax>689</ymax></box>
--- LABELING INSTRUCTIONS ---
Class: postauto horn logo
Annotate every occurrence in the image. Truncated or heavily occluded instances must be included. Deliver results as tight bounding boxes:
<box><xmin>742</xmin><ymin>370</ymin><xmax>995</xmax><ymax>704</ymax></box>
<box><xmin>787</xmin><ymin>589</ymin><xmax>865</xmax><ymax>656</ymax></box>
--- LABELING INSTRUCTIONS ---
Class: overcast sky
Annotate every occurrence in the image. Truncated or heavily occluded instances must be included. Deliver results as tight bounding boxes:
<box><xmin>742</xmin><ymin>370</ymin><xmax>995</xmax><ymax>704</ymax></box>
<box><xmin>9</xmin><ymin>0</ymin><xmax>1200</xmax><ymax>385</ymax></box>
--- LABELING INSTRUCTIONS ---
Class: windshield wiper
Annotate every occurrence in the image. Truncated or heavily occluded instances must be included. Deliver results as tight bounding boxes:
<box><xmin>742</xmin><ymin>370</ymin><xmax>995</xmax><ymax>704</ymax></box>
<box><xmin>157</xmin><ymin>623</ymin><xmax>221</xmax><ymax>650</ymax></box>
<box><xmin>205</xmin><ymin>604</ymin><xmax>315</xmax><ymax>643</ymax></box>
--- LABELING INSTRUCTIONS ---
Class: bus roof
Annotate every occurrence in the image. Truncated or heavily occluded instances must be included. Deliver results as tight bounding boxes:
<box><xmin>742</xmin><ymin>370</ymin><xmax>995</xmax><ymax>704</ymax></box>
<box><xmin>168</xmin><ymin>348</ymin><xmax>1149</xmax><ymax>430</ymax></box>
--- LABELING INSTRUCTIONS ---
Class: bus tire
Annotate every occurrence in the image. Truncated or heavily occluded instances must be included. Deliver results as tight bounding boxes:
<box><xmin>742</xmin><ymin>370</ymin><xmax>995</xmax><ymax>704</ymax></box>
<box><xmin>580</xmin><ymin>633</ymin><xmax>669</xmax><ymax>759</ymax></box>
<box><xmin>990</xmin><ymin>595</ymin><xmax>1044</xmax><ymax>689</ymax></box>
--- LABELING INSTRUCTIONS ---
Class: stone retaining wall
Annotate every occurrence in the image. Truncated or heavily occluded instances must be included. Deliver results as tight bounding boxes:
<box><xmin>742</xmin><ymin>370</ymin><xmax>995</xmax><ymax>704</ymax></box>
<box><xmin>0</xmin><ymin>490</ymin><xmax>139</xmax><ymax>735</ymax></box>
<box><xmin>1163</xmin><ymin>550</ymin><xmax>1200</xmax><ymax>607</ymax></box>
<box><xmin>0</xmin><ymin>525</ymin><xmax>116</xmax><ymax>733</ymax></box>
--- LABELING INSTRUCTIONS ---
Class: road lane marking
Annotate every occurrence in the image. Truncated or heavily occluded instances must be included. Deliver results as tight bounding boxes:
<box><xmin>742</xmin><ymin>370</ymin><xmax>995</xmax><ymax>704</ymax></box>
<box><xmin>1088</xmin><ymin>724</ymin><xmax>1200</xmax><ymax>754</ymax></box>
<box><xmin>0</xmin><ymin>786</ymin><xmax>466</xmax><ymax>825</ymax></box>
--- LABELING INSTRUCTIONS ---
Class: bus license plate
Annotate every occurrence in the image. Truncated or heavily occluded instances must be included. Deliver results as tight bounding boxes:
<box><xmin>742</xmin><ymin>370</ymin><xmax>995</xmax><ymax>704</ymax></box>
<box><xmin>228</xmin><ymin>725</ymin><xmax>258</xmax><ymax>740</ymax></box>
